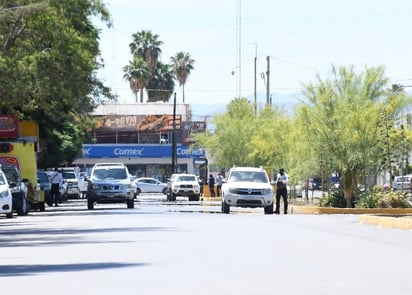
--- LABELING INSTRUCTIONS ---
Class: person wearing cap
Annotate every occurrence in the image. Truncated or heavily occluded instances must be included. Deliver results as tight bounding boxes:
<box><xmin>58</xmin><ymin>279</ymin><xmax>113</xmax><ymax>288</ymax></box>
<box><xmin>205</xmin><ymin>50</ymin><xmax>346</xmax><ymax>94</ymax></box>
<box><xmin>275</xmin><ymin>168</ymin><xmax>289</xmax><ymax>214</ymax></box>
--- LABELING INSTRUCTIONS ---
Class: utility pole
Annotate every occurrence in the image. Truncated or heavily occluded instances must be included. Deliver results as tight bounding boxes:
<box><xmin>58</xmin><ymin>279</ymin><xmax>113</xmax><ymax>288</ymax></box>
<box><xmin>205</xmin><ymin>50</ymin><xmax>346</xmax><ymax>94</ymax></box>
<box><xmin>171</xmin><ymin>92</ymin><xmax>177</xmax><ymax>174</ymax></box>
<box><xmin>266</xmin><ymin>56</ymin><xmax>270</xmax><ymax>106</ymax></box>
<box><xmin>250</xmin><ymin>43</ymin><xmax>257</xmax><ymax>115</ymax></box>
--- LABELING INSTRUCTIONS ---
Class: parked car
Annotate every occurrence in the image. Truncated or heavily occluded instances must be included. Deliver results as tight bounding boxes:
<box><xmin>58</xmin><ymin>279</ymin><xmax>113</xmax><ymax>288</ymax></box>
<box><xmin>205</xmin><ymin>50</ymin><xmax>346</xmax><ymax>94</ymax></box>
<box><xmin>0</xmin><ymin>166</ymin><xmax>13</xmax><ymax>218</ymax></box>
<box><xmin>167</xmin><ymin>174</ymin><xmax>201</xmax><ymax>201</ymax></box>
<box><xmin>134</xmin><ymin>177</ymin><xmax>168</xmax><ymax>196</ymax></box>
<box><xmin>221</xmin><ymin>167</ymin><xmax>274</xmax><ymax>214</ymax></box>
<box><xmin>1</xmin><ymin>164</ymin><xmax>30</xmax><ymax>216</ymax></box>
<box><xmin>86</xmin><ymin>163</ymin><xmax>135</xmax><ymax>210</ymax></box>
<box><xmin>392</xmin><ymin>175</ymin><xmax>412</xmax><ymax>192</ymax></box>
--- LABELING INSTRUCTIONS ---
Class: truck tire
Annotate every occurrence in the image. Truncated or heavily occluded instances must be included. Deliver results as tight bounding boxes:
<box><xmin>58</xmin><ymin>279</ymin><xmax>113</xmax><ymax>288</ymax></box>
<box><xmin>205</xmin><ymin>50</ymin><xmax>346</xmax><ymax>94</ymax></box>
<box><xmin>6</xmin><ymin>212</ymin><xmax>13</xmax><ymax>218</ymax></box>
<box><xmin>87</xmin><ymin>198</ymin><xmax>94</xmax><ymax>210</ymax></box>
<box><xmin>222</xmin><ymin>200</ymin><xmax>230</xmax><ymax>214</ymax></box>
<box><xmin>264</xmin><ymin>204</ymin><xmax>274</xmax><ymax>215</ymax></box>
<box><xmin>127</xmin><ymin>199</ymin><xmax>134</xmax><ymax>208</ymax></box>
<box><xmin>17</xmin><ymin>196</ymin><xmax>29</xmax><ymax>216</ymax></box>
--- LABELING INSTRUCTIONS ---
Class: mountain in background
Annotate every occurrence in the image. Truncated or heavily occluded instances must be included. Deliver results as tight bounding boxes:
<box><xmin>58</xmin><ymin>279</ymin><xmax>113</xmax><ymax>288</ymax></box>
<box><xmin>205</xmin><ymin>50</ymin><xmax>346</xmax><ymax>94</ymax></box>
<box><xmin>190</xmin><ymin>91</ymin><xmax>304</xmax><ymax>120</ymax></box>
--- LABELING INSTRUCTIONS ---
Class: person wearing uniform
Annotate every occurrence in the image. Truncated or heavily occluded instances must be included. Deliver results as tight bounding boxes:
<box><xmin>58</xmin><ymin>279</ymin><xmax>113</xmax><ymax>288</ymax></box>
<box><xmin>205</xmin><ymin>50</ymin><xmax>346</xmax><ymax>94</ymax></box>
<box><xmin>49</xmin><ymin>168</ymin><xmax>63</xmax><ymax>206</ymax></box>
<box><xmin>275</xmin><ymin>168</ymin><xmax>289</xmax><ymax>214</ymax></box>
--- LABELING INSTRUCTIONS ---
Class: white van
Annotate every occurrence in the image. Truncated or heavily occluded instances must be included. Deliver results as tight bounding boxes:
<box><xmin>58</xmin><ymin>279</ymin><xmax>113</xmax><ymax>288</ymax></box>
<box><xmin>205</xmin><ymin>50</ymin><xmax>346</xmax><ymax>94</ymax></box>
<box><xmin>392</xmin><ymin>175</ymin><xmax>412</xmax><ymax>192</ymax></box>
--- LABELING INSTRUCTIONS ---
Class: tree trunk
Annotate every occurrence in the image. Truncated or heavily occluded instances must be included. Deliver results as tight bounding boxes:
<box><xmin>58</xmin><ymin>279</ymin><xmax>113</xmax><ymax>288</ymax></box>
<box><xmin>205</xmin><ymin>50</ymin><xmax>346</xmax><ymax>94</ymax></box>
<box><xmin>182</xmin><ymin>84</ymin><xmax>185</xmax><ymax>103</ymax></box>
<box><xmin>140</xmin><ymin>88</ymin><xmax>144</xmax><ymax>103</ymax></box>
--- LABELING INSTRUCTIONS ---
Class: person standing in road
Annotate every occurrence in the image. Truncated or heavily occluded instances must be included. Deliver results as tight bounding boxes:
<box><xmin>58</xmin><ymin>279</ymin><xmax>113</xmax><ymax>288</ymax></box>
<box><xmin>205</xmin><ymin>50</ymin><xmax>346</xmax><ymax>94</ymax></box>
<box><xmin>208</xmin><ymin>174</ymin><xmax>216</xmax><ymax>198</ymax></box>
<box><xmin>216</xmin><ymin>173</ymin><xmax>224</xmax><ymax>197</ymax></box>
<box><xmin>275</xmin><ymin>168</ymin><xmax>289</xmax><ymax>214</ymax></box>
<box><xmin>49</xmin><ymin>168</ymin><xmax>63</xmax><ymax>206</ymax></box>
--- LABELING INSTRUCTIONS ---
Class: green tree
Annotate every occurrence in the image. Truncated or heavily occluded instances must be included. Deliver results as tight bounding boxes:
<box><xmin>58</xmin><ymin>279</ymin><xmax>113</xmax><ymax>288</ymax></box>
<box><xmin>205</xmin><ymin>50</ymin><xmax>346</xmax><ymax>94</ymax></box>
<box><xmin>171</xmin><ymin>51</ymin><xmax>195</xmax><ymax>103</ymax></box>
<box><xmin>0</xmin><ymin>0</ymin><xmax>113</xmax><ymax>167</ymax></box>
<box><xmin>129</xmin><ymin>30</ymin><xmax>162</xmax><ymax>77</ymax></box>
<box><xmin>298</xmin><ymin>65</ymin><xmax>411</xmax><ymax>207</ymax></box>
<box><xmin>147</xmin><ymin>62</ymin><xmax>175</xmax><ymax>102</ymax></box>
<box><xmin>195</xmin><ymin>98</ymin><xmax>276</xmax><ymax>169</ymax></box>
<box><xmin>123</xmin><ymin>57</ymin><xmax>150</xmax><ymax>103</ymax></box>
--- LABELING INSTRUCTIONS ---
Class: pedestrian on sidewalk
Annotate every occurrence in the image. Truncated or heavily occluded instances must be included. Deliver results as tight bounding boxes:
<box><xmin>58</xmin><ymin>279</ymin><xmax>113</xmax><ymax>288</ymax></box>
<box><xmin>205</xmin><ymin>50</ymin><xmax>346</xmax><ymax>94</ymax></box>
<box><xmin>208</xmin><ymin>174</ymin><xmax>215</xmax><ymax>198</ymax></box>
<box><xmin>216</xmin><ymin>172</ymin><xmax>223</xmax><ymax>197</ymax></box>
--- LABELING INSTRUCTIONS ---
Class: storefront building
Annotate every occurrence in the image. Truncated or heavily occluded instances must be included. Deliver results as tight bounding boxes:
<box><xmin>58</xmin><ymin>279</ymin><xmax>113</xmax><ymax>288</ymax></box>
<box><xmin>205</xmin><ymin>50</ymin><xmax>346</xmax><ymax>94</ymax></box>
<box><xmin>73</xmin><ymin>102</ymin><xmax>208</xmax><ymax>181</ymax></box>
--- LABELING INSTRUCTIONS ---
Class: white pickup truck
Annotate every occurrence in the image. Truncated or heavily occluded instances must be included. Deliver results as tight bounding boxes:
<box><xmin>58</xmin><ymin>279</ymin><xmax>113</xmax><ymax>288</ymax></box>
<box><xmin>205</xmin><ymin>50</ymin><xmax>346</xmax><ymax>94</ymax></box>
<box><xmin>167</xmin><ymin>173</ymin><xmax>201</xmax><ymax>201</ymax></box>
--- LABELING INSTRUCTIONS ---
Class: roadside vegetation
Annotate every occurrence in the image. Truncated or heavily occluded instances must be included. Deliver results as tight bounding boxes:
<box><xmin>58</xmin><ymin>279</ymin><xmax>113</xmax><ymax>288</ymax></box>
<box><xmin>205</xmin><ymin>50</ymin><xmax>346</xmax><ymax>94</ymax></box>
<box><xmin>0</xmin><ymin>0</ymin><xmax>113</xmax><ymax>167</ymax></box>
<box><xmin>195</xmin><ymin>65</ymin><xmax>412</xmax><ymax>208</ymax></box>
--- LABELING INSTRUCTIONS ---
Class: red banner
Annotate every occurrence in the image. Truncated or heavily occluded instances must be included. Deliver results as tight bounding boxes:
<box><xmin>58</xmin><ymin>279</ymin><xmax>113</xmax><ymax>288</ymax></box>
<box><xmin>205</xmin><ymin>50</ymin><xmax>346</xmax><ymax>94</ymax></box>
<box><xmin>0</xmin><ymin>114</ymin><xmax>19</xmax><ymax>139</ymax></box>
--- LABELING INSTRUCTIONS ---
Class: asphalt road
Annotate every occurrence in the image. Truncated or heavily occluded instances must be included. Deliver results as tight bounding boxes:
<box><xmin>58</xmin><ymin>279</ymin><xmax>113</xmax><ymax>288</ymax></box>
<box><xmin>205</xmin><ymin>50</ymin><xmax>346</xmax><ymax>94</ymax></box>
<box><xmin>1</xmin><ymin>195</ymin><xmax>412</xmax><ymax>295</ymax></box>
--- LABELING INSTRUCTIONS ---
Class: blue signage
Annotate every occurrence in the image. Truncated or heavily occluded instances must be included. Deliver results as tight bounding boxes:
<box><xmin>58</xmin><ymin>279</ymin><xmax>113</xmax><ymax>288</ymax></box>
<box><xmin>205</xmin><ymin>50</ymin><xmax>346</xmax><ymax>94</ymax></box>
<box><xmin>81</xmin><ymin>144</ymin><xmax>205</xmax><ymax>159</ymax></box>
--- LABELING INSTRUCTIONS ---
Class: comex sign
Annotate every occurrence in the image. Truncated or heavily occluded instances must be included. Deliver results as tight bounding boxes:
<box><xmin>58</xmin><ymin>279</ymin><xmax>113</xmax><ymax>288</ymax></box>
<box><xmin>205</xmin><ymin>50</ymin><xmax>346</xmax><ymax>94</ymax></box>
<box><xmin>81</xmin><ymin>144</ymin><xmax>205</xmax><ymax>159</ymax></box>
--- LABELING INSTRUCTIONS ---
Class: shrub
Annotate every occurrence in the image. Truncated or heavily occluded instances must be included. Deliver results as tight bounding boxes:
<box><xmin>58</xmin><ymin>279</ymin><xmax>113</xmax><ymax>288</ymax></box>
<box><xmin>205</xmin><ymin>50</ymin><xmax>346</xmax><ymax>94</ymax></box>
<box><xmin>357</xmin><ymin>189</ymin><xmax>411</xmax><ymax>209</ymax></box>
<box><xmin>319</xmin><ymin>188</ymin><xmax>346</xmax><ymax>208</ymax></box>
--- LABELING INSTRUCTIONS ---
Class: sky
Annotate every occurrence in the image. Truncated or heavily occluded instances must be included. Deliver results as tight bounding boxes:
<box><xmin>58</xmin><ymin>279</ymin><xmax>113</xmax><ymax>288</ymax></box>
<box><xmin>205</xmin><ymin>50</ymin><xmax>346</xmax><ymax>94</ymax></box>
<box><xmin>95</xmin><ymin>0</ymin><xmax>412</xmax><ymax>116</ymax></box>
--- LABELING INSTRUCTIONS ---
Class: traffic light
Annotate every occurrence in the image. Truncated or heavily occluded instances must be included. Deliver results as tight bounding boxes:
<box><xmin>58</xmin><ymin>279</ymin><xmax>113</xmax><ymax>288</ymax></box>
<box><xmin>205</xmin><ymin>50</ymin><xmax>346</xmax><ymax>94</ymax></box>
<box><xmin>0</xmin><ymin>142</ymin><xmax>13</xmax><ymax>153</ymax></box>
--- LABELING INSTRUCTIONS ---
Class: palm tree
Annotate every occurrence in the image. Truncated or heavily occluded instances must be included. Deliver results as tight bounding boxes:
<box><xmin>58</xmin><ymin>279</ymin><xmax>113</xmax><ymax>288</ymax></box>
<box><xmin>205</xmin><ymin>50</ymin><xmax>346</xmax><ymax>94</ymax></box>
<box><xmin>171</xmin><ymin>52</ymin><xmax>195</xmax><ymax>103</ymax></box>
<box><xmin>123</xmin><ymin>57</ymin><xmax>150</xmax><ymax>103</ymax></box>
<box><xmin>147</xmin><ymin>62</ymin><xmax>175</xmax><ymax>102</ymax></box>
<box><xmin>129</xmin><ymin>30</ymin><xmax>163</xmax><ymax>76</ymax></box>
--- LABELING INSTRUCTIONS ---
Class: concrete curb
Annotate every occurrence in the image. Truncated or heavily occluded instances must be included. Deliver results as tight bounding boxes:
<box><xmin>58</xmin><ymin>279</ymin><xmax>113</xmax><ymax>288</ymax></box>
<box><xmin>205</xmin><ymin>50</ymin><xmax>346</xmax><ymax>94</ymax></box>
<box><xmin>291</xmin><ymin>206</ymin><xmax>412</xmax><ymax>215</ymax></box>
<box><xmin>358</xmin><ymin>215</ymin><xmax>412</xmax><ymax>230</ymax></box>
<box><xmin>291</xmin><ymin>206</ymin><xmax>412</xmax><ymax>230</ymax></box>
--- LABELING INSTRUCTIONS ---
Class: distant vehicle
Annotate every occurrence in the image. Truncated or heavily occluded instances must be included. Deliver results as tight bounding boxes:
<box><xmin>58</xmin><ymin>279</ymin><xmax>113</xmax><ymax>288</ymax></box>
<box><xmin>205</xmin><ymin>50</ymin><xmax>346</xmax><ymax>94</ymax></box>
<box><xmin>221</xmin><ymin>167</ymin><xmax>274</xmax><ymax>214</ymax></box>
<box><xmin>392</xmin><ymin>175</ymin><xmax>412</xmax><ymax>192</ymax></box>
<box><xmin>1</xmin><ymin>164</ymin><xmax>30</xmax><ymax>216</ymax></box>
<box><xmin>134</xmin><ymin>177</ymin><xmax>168</xmax><ymax>195</ymax></box>
<box><xmin>61</xmin><ymin>168</ymin><xmax>81</xmax><ymax>199</ymax></box>
<box><xmin>0</xmin><ymin>166</ymin><xmax>13</xmax><ymax>218</ymax></box>
<box><xmin>86</xmin><ymin>163</ymin><xmax>135</xmax><ymax>210</ymax></box>
<box><xmin>308</xmin><ymin>177</ymin><xmax>322</xmax><ymax>190</ymax></box>
<box><xmin>167</xmin><ymin>174</ymin><xmax>201</xmax><ymax>201</ymax></box>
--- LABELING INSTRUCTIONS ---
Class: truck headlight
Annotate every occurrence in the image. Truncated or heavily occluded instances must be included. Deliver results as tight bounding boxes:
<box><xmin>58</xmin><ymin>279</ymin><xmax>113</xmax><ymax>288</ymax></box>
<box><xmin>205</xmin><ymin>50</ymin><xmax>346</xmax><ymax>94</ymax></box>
<box><xmin>92</xmin><ymin>184</ymin><xmax>101</xmax><ymax>190</ymax></box>
<box><xmin>0</xmin><ymin>190</ymin><xmax>9</xmax><ymax>198</ymax></box>
<box><xmin>262</xmin><ymin>188</ymin><xmax>273</xmax><ymax>195</ymax></box>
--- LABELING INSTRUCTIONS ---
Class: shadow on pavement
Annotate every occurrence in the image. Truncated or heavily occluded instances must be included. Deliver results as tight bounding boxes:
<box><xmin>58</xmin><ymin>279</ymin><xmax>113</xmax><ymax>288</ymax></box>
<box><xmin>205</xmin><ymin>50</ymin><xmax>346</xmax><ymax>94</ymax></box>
<box><xmin>0</xmin><ymin>262</ymin><xmax>148</xmax><ymax>277</ymax></box>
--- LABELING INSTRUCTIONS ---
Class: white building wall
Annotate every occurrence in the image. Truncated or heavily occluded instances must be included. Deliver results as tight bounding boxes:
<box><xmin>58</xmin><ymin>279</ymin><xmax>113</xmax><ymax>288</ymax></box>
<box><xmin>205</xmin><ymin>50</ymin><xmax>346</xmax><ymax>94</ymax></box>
<box><xmin>93</xmin><ymin>103</ymin><xmax>190</xmax><ymax>121</ymax></box>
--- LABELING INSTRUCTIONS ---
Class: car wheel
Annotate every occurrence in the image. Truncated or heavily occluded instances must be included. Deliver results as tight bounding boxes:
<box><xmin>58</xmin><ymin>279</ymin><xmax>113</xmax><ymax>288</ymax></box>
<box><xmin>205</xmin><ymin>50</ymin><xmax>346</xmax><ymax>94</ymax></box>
<box><xmin>136</xmin><ymin>188</ymin><xmax>141</xmax><ymax>196</ymax></box>
<box><xmin>193</xmin><ymin>194</ymin><xmax>200</xmax><ymax>202</ymax></box>
<box><xmin>162</xmin><ymin>188</ymin><xmax>168</xmax><ymax>195</ymax></box>
<box><xmin>222</xmin><ymin>200</ymin><xmax>230</xmax><ymax>214</ymax></box>
<box><xmin>17</xmin><ymin>195</ymin><xmax>29</xmax><ymax>216</ymax></box>
<box><xmin>87</xmin><ymin>198</ymin><xmax>94</xmax><ymax>210</ymax></box>
<box><xmin>264</xmin><ymin>204</ymin><xmax>274</xmax><ymax>215</ymax></box>
<box><xmin>171</xmin><ymin>193</ymin><xmax>177</xmax><ymax>201</ymax></box>
<box><xmin>127</xmin><ymin>199</ymin><xmax>134</xmax><ymax>208</ymax></box>
<box><xmin>6</xmin><ymin>212</ymin><xmax>13</xmax><ymax>218</ymax></box>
